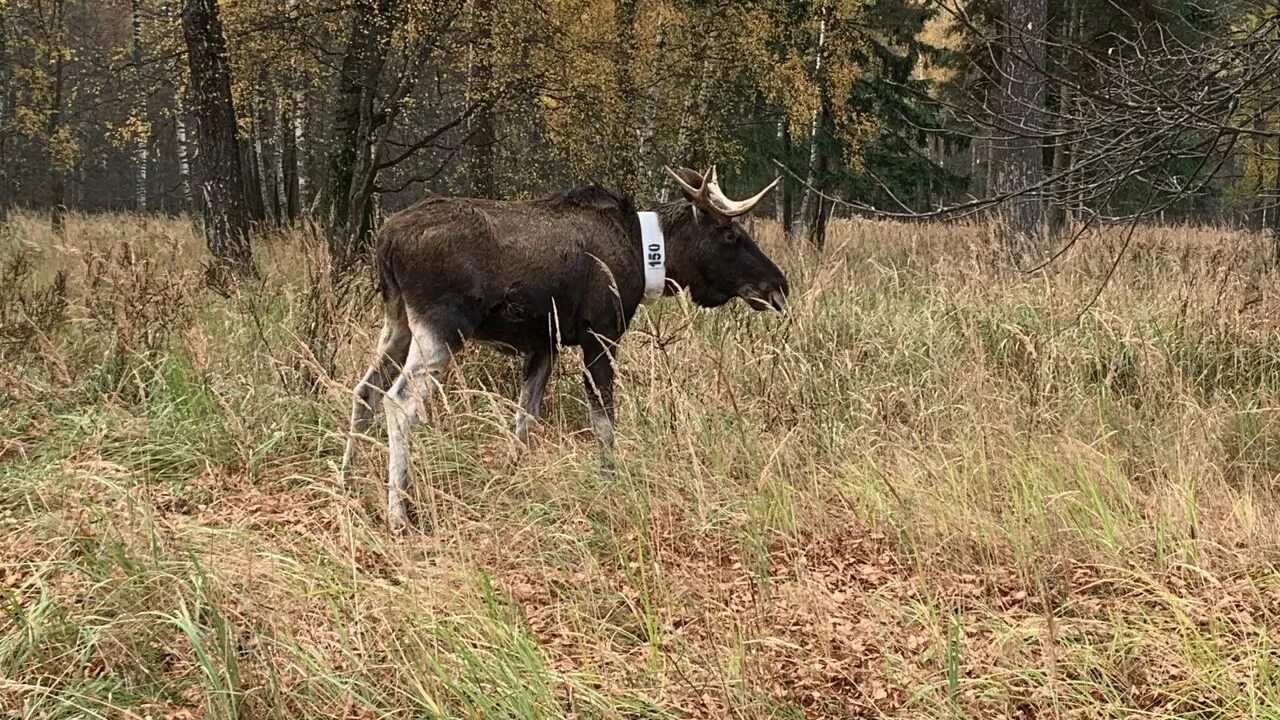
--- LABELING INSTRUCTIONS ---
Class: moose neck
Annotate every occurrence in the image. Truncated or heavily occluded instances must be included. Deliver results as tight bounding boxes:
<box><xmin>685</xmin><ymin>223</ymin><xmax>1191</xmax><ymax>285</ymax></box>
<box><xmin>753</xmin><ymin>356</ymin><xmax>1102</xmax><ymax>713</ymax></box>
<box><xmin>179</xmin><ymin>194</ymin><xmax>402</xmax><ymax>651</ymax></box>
<box><xmin>651</xmin><ymin>201</ymin><xmax>702</xmax><ymax>294</ymax></box>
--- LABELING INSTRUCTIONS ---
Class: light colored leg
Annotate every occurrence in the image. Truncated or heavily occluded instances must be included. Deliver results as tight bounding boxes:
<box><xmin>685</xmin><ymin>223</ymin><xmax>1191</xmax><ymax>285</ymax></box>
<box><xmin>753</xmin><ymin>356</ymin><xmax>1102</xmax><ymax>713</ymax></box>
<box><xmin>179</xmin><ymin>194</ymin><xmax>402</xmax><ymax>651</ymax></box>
<box><xmin>515</xmin><ymin>350</ymin><xmax>555</xmax><ymax>446</ymax></box>
<box><xmin>588</xmin><ymin>404</ymin><xmax>615</xmax><ymax>451</ymax></box>
<box><xmin>383</xmin><ymin>323</ymin><xmax>452</xmax><ymax>532</ymax></box>
<box><xmin>339</xmin><ymin>305</ymin><xmax>410</xmax><ymax>487</ymax></box>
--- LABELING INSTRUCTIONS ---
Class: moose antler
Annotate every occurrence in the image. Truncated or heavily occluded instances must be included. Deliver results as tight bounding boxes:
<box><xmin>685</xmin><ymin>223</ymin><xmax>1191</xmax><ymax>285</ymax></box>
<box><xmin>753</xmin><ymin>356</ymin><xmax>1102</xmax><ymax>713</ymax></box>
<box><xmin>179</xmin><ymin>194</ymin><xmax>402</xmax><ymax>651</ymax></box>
<box><xmin>664</xmin><ymin>166</ymin><xmax>710</xmax><ymax>201</ymax></box>
<box><xmin>664</xmin><ymin>165</ymin><xmax>780</xmax><ymax>218</ymax></box>
<box><xmin>704</xmin><ymin>166</ymin><xmax>781</xmax><ymax>218</ymax></box>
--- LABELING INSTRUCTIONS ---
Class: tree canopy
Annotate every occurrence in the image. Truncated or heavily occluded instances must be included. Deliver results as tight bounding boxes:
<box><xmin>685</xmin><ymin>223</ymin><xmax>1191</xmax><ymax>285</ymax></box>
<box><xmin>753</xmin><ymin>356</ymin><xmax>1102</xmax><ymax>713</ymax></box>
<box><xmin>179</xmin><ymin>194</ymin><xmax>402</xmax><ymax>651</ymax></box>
<box><xmin>0</xmin><ymin>0</ymin><xmax>1276</xmax><ymax>263</ymax></box>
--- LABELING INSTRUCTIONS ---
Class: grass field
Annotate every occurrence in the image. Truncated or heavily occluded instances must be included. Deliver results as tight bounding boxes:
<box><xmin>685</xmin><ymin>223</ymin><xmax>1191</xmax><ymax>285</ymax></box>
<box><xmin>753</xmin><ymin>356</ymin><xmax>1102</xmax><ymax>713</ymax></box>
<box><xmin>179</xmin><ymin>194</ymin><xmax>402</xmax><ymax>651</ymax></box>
<box><xmin>3</xmin><ymin>212</ymin><xmax>1280</xmax><ymax>719</ymax></box>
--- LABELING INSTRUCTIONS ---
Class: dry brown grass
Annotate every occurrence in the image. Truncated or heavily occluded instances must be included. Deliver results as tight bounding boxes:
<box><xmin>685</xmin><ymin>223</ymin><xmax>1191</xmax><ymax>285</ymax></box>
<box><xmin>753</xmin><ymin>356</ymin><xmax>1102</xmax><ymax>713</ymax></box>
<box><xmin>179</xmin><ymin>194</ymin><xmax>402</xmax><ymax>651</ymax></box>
<box><xmin>2</xmin><ymin>211</ymin><xmax>1279</xmax><ymax>719</ymax></box>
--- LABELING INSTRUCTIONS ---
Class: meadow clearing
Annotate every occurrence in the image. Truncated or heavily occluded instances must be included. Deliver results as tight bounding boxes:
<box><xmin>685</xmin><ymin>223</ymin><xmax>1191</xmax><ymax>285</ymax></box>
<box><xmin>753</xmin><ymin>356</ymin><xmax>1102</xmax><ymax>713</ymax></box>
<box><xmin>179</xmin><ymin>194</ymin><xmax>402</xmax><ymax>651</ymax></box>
<box><xmin>2</xmin><ymin>213</ymin><xmax>1280</xmax><ymax>719</ymax></box>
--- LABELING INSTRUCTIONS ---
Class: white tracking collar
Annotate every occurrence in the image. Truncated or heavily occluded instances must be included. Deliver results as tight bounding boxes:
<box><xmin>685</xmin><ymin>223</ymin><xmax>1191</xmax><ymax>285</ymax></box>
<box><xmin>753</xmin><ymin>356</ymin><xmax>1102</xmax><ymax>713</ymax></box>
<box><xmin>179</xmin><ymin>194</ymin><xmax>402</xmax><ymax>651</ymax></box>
<box><xmin>637</xmin><ymin>211</ymin><xmax>666</xmax><ymax>304</ymax></box>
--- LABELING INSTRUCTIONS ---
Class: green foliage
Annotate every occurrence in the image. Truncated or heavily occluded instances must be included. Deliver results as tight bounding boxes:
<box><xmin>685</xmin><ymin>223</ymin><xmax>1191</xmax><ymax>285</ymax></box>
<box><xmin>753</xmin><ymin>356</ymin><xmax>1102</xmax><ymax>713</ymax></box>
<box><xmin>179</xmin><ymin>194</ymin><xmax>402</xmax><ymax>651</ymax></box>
<box><xmin>0</xmin><ymin>0</ymin><xmax>1274</xmax><ymax>238</ymax></box>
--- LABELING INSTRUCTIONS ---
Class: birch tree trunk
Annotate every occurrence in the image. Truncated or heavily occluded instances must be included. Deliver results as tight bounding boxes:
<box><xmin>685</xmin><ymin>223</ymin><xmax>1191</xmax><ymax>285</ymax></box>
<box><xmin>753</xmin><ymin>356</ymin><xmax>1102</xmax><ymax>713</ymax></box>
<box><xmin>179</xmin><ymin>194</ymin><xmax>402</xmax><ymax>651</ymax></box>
<box><xmin>166</xmin><ymin>0</ymin><xmax>193</xmax><ymax>211</ymax></box>
<box><xmin>272</xmin><ymin>97</ymin><xmax>287</xmax><ymax>221</ymax></box>
<box><xmin>280</xmin><ymin>95</ymin><xmax>303</xmax><ymax>220</ymax></box>
<box><xmin>131</xmin><ymin>0</ymin><xmax>148</xmax><ymax>212</ymax></box>
<box><xmin>284</xmin><ymin>0</ymin><xmax>308</xmax><ymax>216</ymax></box>
<box><xmin>252</xmin><ymin>99</ymin><xmax>277</xmax><ymax>224</ymax></box>
<box><xmin>175</xmin><ymin>91</ymin><xmax>194</xmax><ymax>208</ymax></box>
<box><xmin>242</xmin><ymin>139</ymin><xmax>264</xmax><ymax>221</ymax></box>
<box><xmin>794</xmin><ymin>2</ymin><xmax>828</xmax><ymax>240</ymax></box>
<box><xmin>290</xmin><ymin>88</ymin><xmax>308</xmax><ymax>214</ymax></box>
<box><xmin>49</xmin><ymin>0</ymin><xmax>67</xmax><ymax>233</ymax></box>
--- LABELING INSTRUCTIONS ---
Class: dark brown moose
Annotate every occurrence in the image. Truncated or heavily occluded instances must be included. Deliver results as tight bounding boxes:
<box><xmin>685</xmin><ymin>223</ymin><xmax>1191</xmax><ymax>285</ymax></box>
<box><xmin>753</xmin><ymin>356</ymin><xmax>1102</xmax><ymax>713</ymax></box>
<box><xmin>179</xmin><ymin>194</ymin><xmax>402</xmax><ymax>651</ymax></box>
<box><xmin>340</xmin><ymin>166</ymin><xmax>788</xmax><ymax>531</ymax></box>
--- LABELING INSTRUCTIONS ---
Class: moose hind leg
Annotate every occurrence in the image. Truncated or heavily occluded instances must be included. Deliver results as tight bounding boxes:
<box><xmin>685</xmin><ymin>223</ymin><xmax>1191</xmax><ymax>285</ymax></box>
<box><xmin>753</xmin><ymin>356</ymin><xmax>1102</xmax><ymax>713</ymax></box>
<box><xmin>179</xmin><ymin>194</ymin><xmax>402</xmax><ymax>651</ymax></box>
<box><xmin>340</xmin><ymin>305</ymin><xmax>411</xmax><ymax>486</ymax></box>
<box><xmin>582</xmin><ymin>334</ymin><xmax>617</xmax><ymax>455</ymax></box>
<box><xmin>384</xmin><ymin>322</ymin><xmax>453</xmax><ymax>532</ymax></box>
<box><xmin>515</xmin><ymin>349</ymin><xmax>555</xmax><ymax>446</ymax></box>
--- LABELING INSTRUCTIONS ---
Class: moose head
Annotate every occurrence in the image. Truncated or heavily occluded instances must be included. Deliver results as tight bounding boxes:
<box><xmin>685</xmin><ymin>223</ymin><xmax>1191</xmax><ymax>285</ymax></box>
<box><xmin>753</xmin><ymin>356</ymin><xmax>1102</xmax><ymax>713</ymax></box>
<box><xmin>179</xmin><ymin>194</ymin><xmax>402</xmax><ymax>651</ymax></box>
<box><xmin>660</xmin><ymin>166</ymin><xmax>789</xmax><ymax>312</ymax></box>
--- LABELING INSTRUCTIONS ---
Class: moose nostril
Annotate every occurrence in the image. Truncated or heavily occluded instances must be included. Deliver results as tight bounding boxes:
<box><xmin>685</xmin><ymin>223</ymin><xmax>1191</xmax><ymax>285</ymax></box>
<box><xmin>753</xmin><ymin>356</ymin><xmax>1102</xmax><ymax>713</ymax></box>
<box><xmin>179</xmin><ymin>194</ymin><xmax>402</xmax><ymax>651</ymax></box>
<box><xmin>768</xmin><ymin>288</ymin><xmax>787</xmax><ymax>312</ymax></box>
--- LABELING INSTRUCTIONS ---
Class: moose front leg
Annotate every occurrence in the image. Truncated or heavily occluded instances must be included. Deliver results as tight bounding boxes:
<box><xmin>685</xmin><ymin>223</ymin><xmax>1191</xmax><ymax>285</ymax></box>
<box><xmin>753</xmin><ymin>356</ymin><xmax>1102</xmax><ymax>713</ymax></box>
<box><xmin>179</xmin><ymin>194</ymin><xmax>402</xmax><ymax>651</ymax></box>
<box><xmin>581</xmin><ymin>334</ymin><xmax>616</xmax><ymax>454</ymax></box>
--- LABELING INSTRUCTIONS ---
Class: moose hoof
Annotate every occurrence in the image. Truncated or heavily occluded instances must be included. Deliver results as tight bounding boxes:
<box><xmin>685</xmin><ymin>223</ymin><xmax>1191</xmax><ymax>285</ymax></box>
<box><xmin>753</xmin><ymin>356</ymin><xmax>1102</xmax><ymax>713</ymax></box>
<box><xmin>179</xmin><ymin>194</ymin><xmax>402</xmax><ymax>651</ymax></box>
<box><xmin>508</xmin><ymin>436</ymin><xmax>531</xmax><ymax>462</ymax></box>
<box><xmin>597</xmin><ymin>449</ymin><xmax>617</xmax><ymax>474</ymax></box>
<box><xmin>387</xmin><ymin>507</ymin><xmax>410</xmax><ymax>534</ymax></box>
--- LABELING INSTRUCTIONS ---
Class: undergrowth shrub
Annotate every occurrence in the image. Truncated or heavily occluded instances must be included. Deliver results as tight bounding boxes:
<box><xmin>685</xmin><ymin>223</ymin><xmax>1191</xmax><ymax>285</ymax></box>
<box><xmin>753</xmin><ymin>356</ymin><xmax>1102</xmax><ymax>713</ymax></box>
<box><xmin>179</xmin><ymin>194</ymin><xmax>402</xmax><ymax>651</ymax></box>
<box><xmin>82</xmin><ymin>240</ymin><xmax>198</xmax><ymax>397</ymax></box>
<box><xmin>0</xmin><ymin>251</ymin><xmax>68</xmax><ymax>362</ymax></box>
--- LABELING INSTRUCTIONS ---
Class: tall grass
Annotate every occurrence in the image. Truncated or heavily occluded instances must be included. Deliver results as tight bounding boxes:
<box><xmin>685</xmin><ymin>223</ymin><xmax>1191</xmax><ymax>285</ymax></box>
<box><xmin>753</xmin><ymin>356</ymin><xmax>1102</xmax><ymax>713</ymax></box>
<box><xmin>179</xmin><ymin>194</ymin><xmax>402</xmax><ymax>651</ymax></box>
<box><xmin>2</xmin><ymin>211</ymin><xmax>1279</xmax><ymax>719</ymax></box>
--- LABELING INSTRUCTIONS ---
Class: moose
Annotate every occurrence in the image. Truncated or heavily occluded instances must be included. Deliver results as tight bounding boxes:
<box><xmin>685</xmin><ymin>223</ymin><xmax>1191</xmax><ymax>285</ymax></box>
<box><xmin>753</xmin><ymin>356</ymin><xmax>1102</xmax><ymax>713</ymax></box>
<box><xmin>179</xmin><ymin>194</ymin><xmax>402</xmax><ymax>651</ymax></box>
<box><xmin>340</xmin><ymin>166</ymin><xmax>789</xmax><ymax>531</ymax></box>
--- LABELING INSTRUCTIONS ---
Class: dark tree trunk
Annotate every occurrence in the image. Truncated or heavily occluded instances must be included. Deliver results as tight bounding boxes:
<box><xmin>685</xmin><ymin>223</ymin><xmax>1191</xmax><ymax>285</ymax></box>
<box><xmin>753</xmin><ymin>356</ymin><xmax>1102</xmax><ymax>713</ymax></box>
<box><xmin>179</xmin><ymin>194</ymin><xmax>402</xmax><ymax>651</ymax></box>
<box><xmin>994</xmin><ymin>0</ymin><xmax>1048</xmax><ymax>252</ymax></box>
<box><xmin>242</xmin><ymin>132</ymin><xmax>265</xmax><ymax>222</ymax></box>
<box><xmin>0</xmin><ymin>2</ymin><xmax>10</xmax><ymax>227</ymax></box>
<box><xmin>794</xmin><ymin>2</ymin><xmax>829</xmax><ymax>239</ymax></box>
<box><xmin>469</xmin><ymin>110</ymin><xmax>496</xmax><ymax>198</ymax></box>
<box><xmin>468</xmin><ymin>0</ymin><xmax>496</xmax><ymax>197</ymax></box>
<box><xmin>282</xmin><ymin>98</ymin><xmax>300</xmax><ymax>219</ymax></box>
<box><xmin>809</xmin><ymin>193</ymin><xmax>831</xmax><ymax>249</ymax></box>
<box><xmin>803</xmin><ymin>130</ymin><xmax>829</xmax><ymax>248</ymax></box>
<box><xmin>1047</xmin><ymin>0</ymin><xmax>1081</xmax><ymax>236</ymax></box>
<box><xmin>794</xmin><ymin>101</ymin><xmax>828</xmax><ymax>239</ymax></box>
<box><xmin>181</xmin><ymin>0</ymin><xmax>254</xmax><ymax>277</ymax></box>
<box><xmin>635</xmin><ymin>17</ymin><xmax>666</xmax><ymax>198</ymax></box>
<box><xmin>665</xmin><ymin>46</ymin><xmax>712</xmax><ymax>201</ymax></box>
<box><xmin>612</xmin><ymin>0</ymin><xmax>641</xmax><ymax>195</ymax></box>
<box><xmin>776</xmin><ymin>118</ymin><xmax>792</xmax><ymax>237</ymax></box>
<box><xmin>49</xmin><ymin>3</ymin><xmax>67</xmax><ymax>233</ymax></box>
<box><xmin>1272</xmin><ymin>147</ymin><xmax>1280</xmax><ymax>266</ymax></box>
<box><xmin>323</xmin><ymin>0</ymin><xmax>396</xmax><ymax>260</ymax></box>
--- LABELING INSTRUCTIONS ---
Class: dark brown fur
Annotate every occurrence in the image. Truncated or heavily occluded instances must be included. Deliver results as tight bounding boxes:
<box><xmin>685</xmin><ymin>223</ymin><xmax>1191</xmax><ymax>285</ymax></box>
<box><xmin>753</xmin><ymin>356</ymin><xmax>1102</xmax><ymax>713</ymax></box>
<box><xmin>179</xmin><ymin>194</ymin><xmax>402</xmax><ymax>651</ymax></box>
<box><xmin>376</xmin><ymin>183</ymin><xmax>787</xmax><ymax>353</ymax></box>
